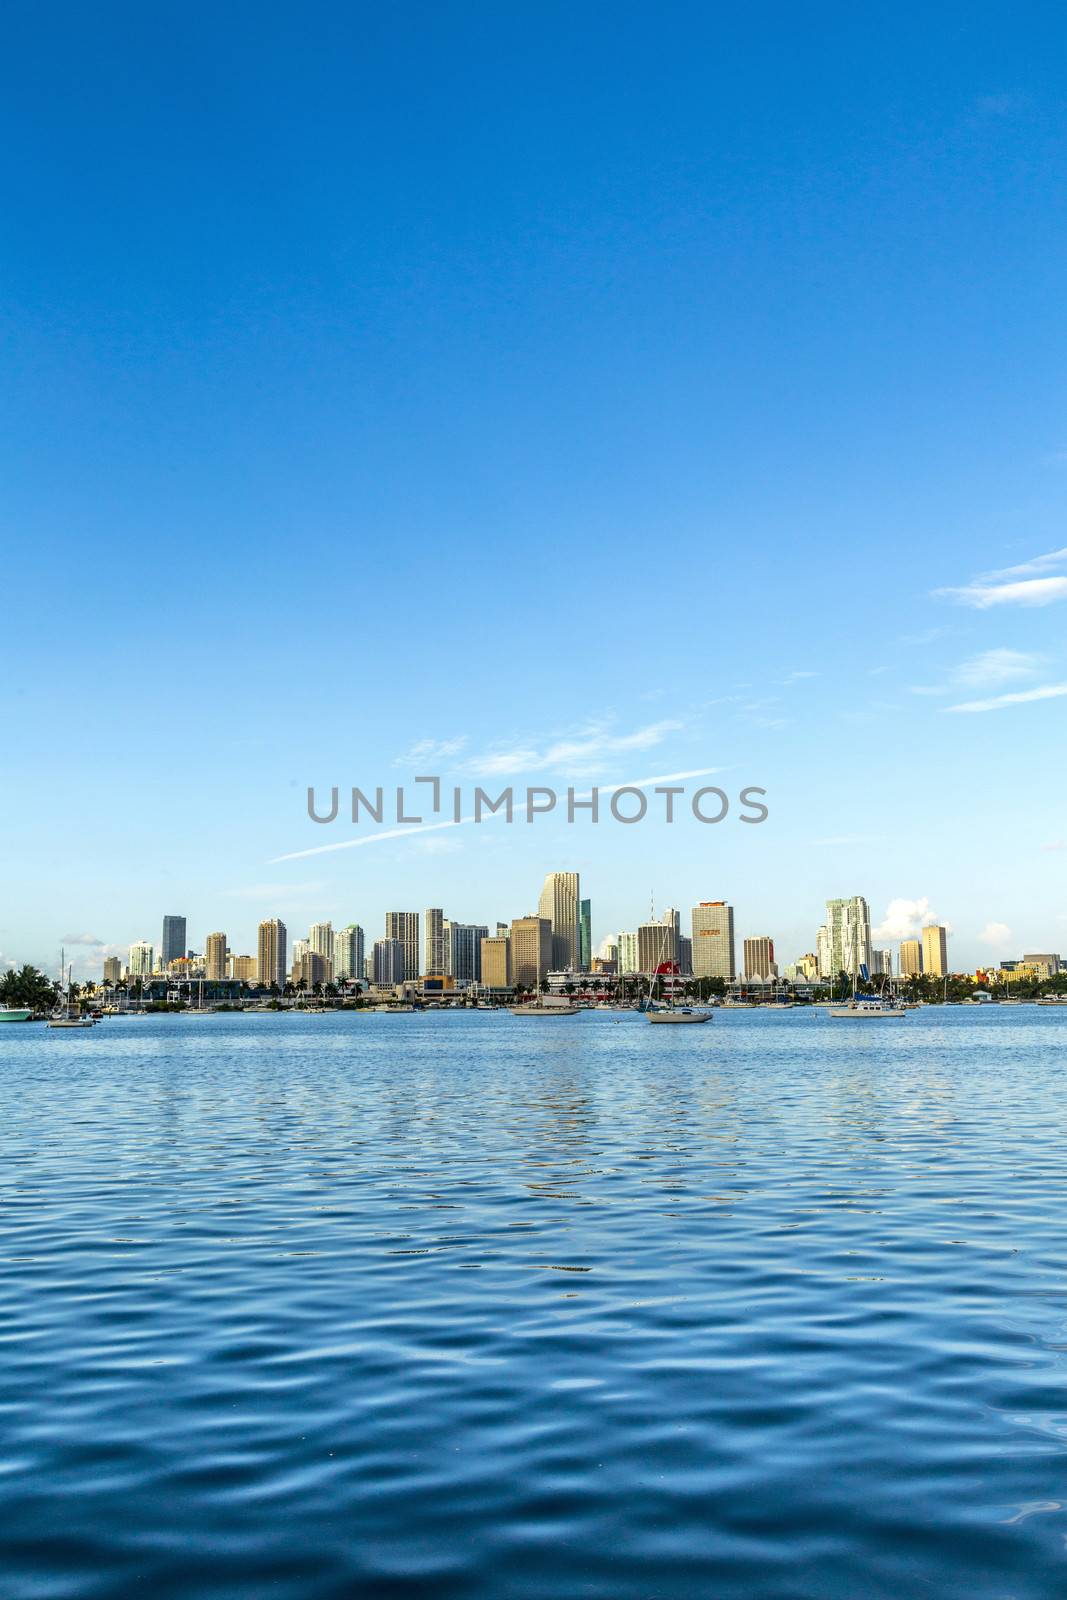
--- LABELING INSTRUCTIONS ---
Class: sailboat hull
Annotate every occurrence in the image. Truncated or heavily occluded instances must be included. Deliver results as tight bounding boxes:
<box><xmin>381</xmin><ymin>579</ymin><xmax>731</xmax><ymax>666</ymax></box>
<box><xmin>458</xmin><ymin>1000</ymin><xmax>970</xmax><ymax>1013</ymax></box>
<box><xmin>647</xmin><ymin>1010</ymin><xmax>712</xmax><ymax>1024</ymax></box>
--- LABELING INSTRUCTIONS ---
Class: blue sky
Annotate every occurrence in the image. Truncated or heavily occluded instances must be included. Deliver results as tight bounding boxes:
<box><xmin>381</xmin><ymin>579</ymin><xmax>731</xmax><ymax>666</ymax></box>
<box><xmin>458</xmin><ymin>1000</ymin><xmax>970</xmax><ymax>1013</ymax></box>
<box><xmin>2</xmin><ymin>1</ymin><xmax>1066</xmax><ymax>975</ymax></box>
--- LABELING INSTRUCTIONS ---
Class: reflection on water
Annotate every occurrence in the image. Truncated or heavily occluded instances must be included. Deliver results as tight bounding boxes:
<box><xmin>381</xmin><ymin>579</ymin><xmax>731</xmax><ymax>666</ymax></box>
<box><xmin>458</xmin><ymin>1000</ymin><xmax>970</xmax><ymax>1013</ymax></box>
<box><xmin>2</xmin><ymin>1008</ymin><xmax>1067</xmax><ymax>1597</ymax></box>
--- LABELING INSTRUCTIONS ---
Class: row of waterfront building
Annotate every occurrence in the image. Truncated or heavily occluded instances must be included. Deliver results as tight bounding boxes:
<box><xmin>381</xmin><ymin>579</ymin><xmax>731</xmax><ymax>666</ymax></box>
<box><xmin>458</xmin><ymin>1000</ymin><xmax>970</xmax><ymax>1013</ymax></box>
<box><xmin>100</xmin><ymin>883</ymin><xmax>1063</xmax><ymax>994</ymax></box>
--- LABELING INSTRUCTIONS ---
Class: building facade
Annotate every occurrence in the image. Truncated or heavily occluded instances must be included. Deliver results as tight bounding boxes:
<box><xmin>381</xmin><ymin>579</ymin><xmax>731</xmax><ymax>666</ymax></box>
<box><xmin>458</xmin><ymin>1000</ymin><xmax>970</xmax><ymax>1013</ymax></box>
<box><xmin>480</xmin><ymin>935</ymin><xmax>511</xmax><ymax>988</ymax></box>
<box><xmin>538</xmin><ymin>872</ymin><xmax>580</xmax><ymax>970</ymax></box>
<box><xmin>692</xmin><ymin>901</ymin><xmax>735</xmax><ymax>981</ymax></box>
<box><xmin>128</xmin><ymin>942</ymin><xmax>154</xmax><ymax>978</ymax></box>
<box><xmin>334</xmin><ymin>924</ymin><xmax>365</xmax><ymax>981</ymax></box>
<box><xmin>372</xmin><ymin>938</ymin><xmax>405</xmax><ymax>985</ymax></box>
<box><xmin>922</xmin><ymin>924</ymin><xmax>948</xmax><ymax>978</ymax></box>
<box><xmin>579</xmin><ymin>898</ymin><xmax>592</xmax><ymax>969</ymax></box>
<box><xmin>205</xmin><ymin>932</ymin><xmax>228</xmax><ymax>981</ymax></box>
<box><xmin>511</xmin><ymin>916</ymin><xmax>553</xmax><ymax>989</ymax></box>
<box><xmin>638</xmin><ymin>917</ymin><xmax>677</xmax><ymax>973</ymax></box>
<box><xmin>161</xmin><ymin>915</ymin><xmax>187</xmax><ymax>966</ymax></box>
<box><xmin>820</xmin><ymin>897</ymin><xmax>872</xmax><ymax>979</ymax></box>
<box><xmin>385</xmin><ymin>912</ymin><xmax>420</xmax><ymax>981</ymax></box>
<box><xmin>103</xmin><ymin>956</ymin><xmax>122</xmax><ymax>985</ymax></box>
<box><xmin>899</xmin><ymin>938</ymin><xmax>922</xmax><ymax>976</ymax></box>
<box><xmin>257</xmin><ymin>919</ymin><xmax>287</xmax><ymax>988</ymax></box>
<box><xmin>309</xmin><ymin>922</ymin><xmax>335</xmax><ymax>976</ymax></box>
<box><xmin>446</xmin><ymin>922</ymin><xmax>488</xmax><ymax>983</ymax></box>
<box><xmin>616</xmin><ymin>931</ymin><xmax>639</xmax><ymax>974</ymax></box>
<box><xmin>424</xmin><ymin>908</ymin><xmax>446</xmax><ymax>976</ymax></box>
<box><xmin>743</xmin><ymin>936</ymin><xmax>776</xmax><ymax>980</ymax></box>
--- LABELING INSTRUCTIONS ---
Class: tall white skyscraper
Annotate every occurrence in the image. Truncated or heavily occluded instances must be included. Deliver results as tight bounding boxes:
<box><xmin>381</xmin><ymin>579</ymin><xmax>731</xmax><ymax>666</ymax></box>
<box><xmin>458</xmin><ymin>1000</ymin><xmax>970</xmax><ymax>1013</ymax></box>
<box><xmin>691</xmin><ymin>902</ymin><xmax>735</xmax><ymax>980</ymax></box>
<box><xmin>617</xmin><ymin>931</ymin><xmax>639</xmax><ymax>974</ymax></box>
<box><xmin>128</xmin><ymin>941</ymin><xmax>154</xmax><ymax>978</ymax></box>
<box><xmin>309</xmin><ymin>922</ymin><xmax>335</xmax><ymax>976</ymax></box>
<box><xmin>334</xmin><ymin>925</ymin><xmax>364</xmax><ymax>981</ymax></box>
<box><xmin>819</xmin><ymin>897</ymin><xmax>872</xmax><ymax>978</ymax></box>
<box><xmin>424</xmin><ymin>908</ymin><xmax>446</xmax><ymax>976</ymax></box>
<box><xmin>538</xmin><ymin>871</ymin><xmax>580</xmax><ymax>970</ymax></box>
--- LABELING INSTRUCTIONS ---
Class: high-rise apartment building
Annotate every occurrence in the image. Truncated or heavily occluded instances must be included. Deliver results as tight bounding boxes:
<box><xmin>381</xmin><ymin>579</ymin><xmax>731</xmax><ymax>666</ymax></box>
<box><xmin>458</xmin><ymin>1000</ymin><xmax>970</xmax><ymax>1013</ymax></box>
<box><xmin>820</xmin><ymin>897</ymin><xmax>872</xmax><ymax>979</ymax></box>
<box><xmin>579</xmin><ymin>899</ymin><xmax>592</xmax><ymax>970</ymax></box>
<box><xmin>205</xmin><ymin>932</ymin><xmax>228</xmax><ymax>981</ymax></box>
<box><xmin>334</xmin><ymin>924</ymin><xmax>364</xmax><ymax>981</ymax></box>
<box><xmin>103</xmin><ymin>956</ymin><xmax>122</xmax><ymax>985</ymax></box>
<box><xmin>538</xmin><ymin>872</ymin><xmax>580</xmax><ymax>970</ymax></box>
<box><xmin>257</xmin><ymin>919</ymin><xmax>287</xmax><ymax>988</ymax></box>
<box><xmin>372</xmin><ymin>938</ymin><xmax>405</xmax><ymax>985</ymax></box>
<box><xmin>231</xmin><ymin>955</ymin><xmax>257</xmax><ymax>982</ymax></box>
<box><xmin>677</xmin><ymin>934</ymin><xmax>692</xmax><ymax>976</ymax></box>
<box><xmin>870</xmin><ymin>949</ymin><xmax>893</xmax><ymax>977</ymax></box>
<box><xmin>309</xmin><ymin>922</ymin><xmax>335</xmax><ymax>977</ymax></box>
<box><xmin>922</xmin><ymin>924</ymin><xmax>948</xmax><ymax>978</ymax></box>
<box><xmin>511</xmin><ymin>916</ymin><xmax>553</xmax><ymax>989</ymax></box>
<box><xmin>899</xmin><ymin>939</ymin><xmax>922</xmax><ymax>977</ymax></box>
<box><xmin>385</xmin><ymin>912</ymin><xmax>420</xmax><ymax>980</ymax></box>
<box><xmin>161</xmin><ymin>915</ymin><xmax>186</xmax><ymax>966</ymax></box>
<box><xmin>617</xmin><ymin>931</ymin><xmax>639</xmax><ymax>974</ymax></box>
<box><xmin>128</xmin><ymin>941</ymin><xmax>154</xmax><ymax>978</ymax></box>
<box><xmin>692</xmin><ymin>902</ymin><xmax>735</xmax><ymax>980</ymax></box>
<box><xmin>480</xmin><ymin>936</ymin><xmax>511</xmax><ymax>988</ymax></box>
<box><xmin>743</xmin><ymin>936</ymin><xmax>776</xmax><ymax>980</ymax></box>
<box><xmin>446</xmin><ymin>922</ymin><xmax>489</xmax><ymax>983</ymax></box>
<box><xmin>638</xmin><ymin>917</ymin><xmax>677</xmax><ymax>972</ymax></box>
<box><xmin>424</xmin><ymin>908</ymin><xmax>446</xmax><ymax>976</ymax></box>
<box><xmin>294</xmin><ymin>950</ymin><xmax>329</xmax><ymax>987</ymax></box>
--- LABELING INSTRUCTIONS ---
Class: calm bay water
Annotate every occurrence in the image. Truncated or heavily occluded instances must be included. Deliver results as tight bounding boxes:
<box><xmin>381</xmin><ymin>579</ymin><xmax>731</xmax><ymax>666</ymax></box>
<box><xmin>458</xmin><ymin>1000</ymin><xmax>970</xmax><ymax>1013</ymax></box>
<box><xmin>2</xmin><ymin>1007</ymin><xmax>1067</xmax><ymax>1598</ymax></box>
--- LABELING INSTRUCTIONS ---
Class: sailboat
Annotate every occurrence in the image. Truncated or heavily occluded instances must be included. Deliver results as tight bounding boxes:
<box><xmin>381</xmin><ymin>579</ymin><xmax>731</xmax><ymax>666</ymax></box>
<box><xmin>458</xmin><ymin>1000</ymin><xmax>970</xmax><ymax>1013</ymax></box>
<box><xmin>644</xmin><ymin>904</ymin><xmax>712</xmax><ymax>1024</ymax></box>
<box><xmin>47</xmin><ymin>953</ymin><xmax>96</xmax><ymax>1029</ymax></box>
<box><xmin>829</xmin><ymin>948</ymin><xmax>906</xmax><ymax>1019</ymax></box>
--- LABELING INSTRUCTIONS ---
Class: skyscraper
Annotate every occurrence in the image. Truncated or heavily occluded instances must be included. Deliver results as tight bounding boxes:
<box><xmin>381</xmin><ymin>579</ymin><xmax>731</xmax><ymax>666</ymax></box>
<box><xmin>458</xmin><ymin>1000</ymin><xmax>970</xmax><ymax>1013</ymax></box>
<box><xmin>617</xmin><ymin>931</ymin><xmax>639</xmax><ymax>974</ymax></box>
<box><xmin>511</xmin><ymin>916</ymin><xmax>553</xmax><ymax>988</ymax></box>
<box><xmin>579</xmin><ymin>898</ymin><xmax>592</xmax><ymax>970</ymax></box>
<box><xmin>446</xmin><ymin>922</ymin><xmax>489</xmax><ymax>983</ymax></box>
<box><xmin>385</xmin><ymin>912</ymin><xmax>420</xmax><ymax>981</ymax></box>
<box><xmin>128</xmin><ymin>941</ymin><xmax>154</xmax><ymax>978</ymax></box>
<box><xmin>309</xmin><ymin>922</ymin><xmax>335</xmax><ymax>976</ymax></box>
<box><xmin>334</xmin><ymin>925</ymin><xmax>365</xmax><ymax>981</ymax></box>
<box><xmin>743</xmin><ymin>937</ymin><xmax>776</xmax><ymax>980</ymax></box>
<box><xmin>424</xmin><ymin>908</ymin><xmax>446</xmax><ymax>976</ymax></box>
<box><xmin>538</xmin><ymin>872</ymin><xmax>580</xmax><ymax>970</ymax></box>
<box><xmin>638</xmin><ymin>916</ymin><xmax>677</xmax><ymax>972</ymax></box>
<box><xmin>103</xmin><ymin>956</ymin><xmax>121</xmax><ymax>985</ymax></box>
<box><xmin>922</xmin><ymin>924</ymin><xmax>948</xmax><ymax>978</ymax></box>
<box><xmin>821</xmin><ymin>897</ymin><xmax>872</xmax><ymax>979</ymax></box>
<box><xmin>161</xmin><ymin>915</ymin><xmax>186</xmax><ymax>966</ymax></box>
<box><xmin>257</xmin><ymin>919</ymin><xmax>287</xmax><ymax>988</ymax></box>
<box><xmin>373</xmin><ymin>938</ymin><xmax>404</xmax><ymax>985</ymax></box>
<box><xmin>692</xmin><ymin>902</ymin><xmax>735</xmax><ymax>980</ymax></box>
<box><xmin>205</xmin><ymin>932</ymin><xmax>228</xmax><ymax>981</ymax></box>
<box><xmin>480</xmin><ymin>936</ymin><xmax>511</xmax><ymax>988</ymax></box>
<box><xmin>898</xmin><ymin>940</ymin><xmax>922</xmax><ymax>977</ymax></box>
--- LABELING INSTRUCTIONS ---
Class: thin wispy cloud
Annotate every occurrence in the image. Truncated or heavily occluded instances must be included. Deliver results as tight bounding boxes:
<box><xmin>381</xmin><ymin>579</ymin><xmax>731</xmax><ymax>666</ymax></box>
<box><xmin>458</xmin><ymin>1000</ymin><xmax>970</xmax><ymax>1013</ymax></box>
<box><xmin>393</xmin><ymin>736</ymin><xmax>468</xmax><ymax>767</ymax></box>
<box><xmin>944</xmin><ymin>683</ymin><xmax>1067</xmax><ymax>714</ymax></box>
<box><xmin>937</xmin><ymin>548</ymin><xmax>1067</xmax><ymax>609</ymax></box>
<box><xmin>459</xmin><ymin>719</ymin><xmax>682</xmax><ymax>779</ymax></box>
<box><xmin>952</xmin><ymin>648</ymin><xmax>1041</xmax><ymax>687</ymax></box>
<box><xmin>60</xmin><ymin>931</ymin><xmax>105</xmax><ymax>946</ymax></box>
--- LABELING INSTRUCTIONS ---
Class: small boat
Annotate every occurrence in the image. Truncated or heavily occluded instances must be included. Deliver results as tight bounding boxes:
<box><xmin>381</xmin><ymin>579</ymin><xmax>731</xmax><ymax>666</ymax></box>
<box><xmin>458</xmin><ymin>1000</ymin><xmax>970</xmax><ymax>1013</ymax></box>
<box><xmin>647</xmin><ymin>1006</ymin><xmax>712</xmax><ymax>1024</ymax></box>
<box><xmin>829</xmin><ymin>996</ymin><xmax>906</xmax><ymax>1019</ymax></box>
<box><xmin>509</xmin><ymin>1003</ymin><xmax>580</xmax><ymax>1016</ymax></box>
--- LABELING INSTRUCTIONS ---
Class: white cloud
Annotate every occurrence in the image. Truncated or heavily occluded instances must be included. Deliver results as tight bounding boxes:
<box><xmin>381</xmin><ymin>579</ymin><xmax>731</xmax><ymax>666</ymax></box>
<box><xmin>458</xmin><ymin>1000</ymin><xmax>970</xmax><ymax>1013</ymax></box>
<box><xmin>981</xmin><ymin>546</ymin><xmax>1067</xmax><ymax>581</ymax></box>
<box><xmin>939</xmin><ymin>576</ymin><xmax>1067</xmax><ymax>609</ymax></box>
<box><xmin>979</xmin><ymin>921</ymin><xmax>1013</xmax><ymax>948</ymax></box>
<box><xmin>462</xmin><ymin>719</ymin><xmax>681</xmax><ymax>779</ymax></box>
<box><xmin>393</xmin><ymin>737</ymin><xmax>468</xmax><ymax>766</ymax></box>
<box><xmin>944</xmin><ymin>683</ymin><xmax>1067</xmax><ymax>714</ymax></box>
<box><xmin>952</xmin><ymin>648</ymin><xmax>1040</xmax><ymax>687</ymax></box>
<box><xmin>60</xmin><ymin>932</ymin><xmax>105</xmax><ymax>946</ymax></box>
<box><xmin>874</xmin><ymin>898</ymin><xmax>943</xmax><ymax>941</ymax></box>
<box><xmin>1041</xmin><ymin>840</ymin><xmax>1067</xmax><ymax>852</ymax></box>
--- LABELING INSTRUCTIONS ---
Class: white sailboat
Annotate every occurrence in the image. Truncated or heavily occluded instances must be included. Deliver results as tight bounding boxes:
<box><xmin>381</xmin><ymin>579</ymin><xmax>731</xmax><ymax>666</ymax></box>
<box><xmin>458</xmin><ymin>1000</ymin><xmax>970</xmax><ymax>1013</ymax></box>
<box><xmin>829</xmin><ymin>938</ymin><xmax>906</xmax><ymax>1018</ymax></box>
<box><xmin>644</xmin><ymin>901</ymin><xmax>712</xmax><ymax>1024</ymax></box>
<box><xmin>47</xmin><ymin>952</ymin><xmax>96</xmax><ymax>1029</ymax></box>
